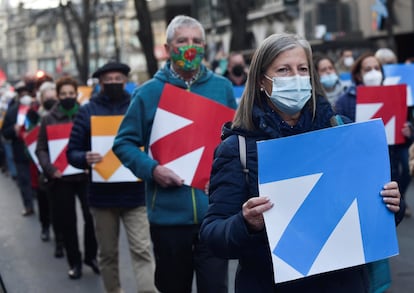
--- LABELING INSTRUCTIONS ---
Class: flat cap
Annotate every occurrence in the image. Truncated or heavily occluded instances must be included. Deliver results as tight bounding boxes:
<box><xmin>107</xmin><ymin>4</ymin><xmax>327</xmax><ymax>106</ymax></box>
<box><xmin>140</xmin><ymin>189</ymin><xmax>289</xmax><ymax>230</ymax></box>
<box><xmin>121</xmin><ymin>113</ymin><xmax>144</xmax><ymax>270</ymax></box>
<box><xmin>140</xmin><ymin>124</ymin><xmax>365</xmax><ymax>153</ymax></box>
<box><xmin>92</xmin><ymin>62</ymin><xmax>131</xmax><ymax>78</ymax></box>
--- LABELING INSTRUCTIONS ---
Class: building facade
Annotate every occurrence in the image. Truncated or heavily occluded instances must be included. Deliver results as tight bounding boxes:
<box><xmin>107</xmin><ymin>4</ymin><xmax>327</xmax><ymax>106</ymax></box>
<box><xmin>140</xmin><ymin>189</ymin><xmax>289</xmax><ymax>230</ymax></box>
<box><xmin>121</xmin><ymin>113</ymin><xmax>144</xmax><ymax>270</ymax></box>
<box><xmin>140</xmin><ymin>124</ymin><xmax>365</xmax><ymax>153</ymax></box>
<box><xmin>1</xmin><ymin>0</ymin><xmax>144</xmax><ymax>84</ymax></box>
<box><xmin>195</xmin><ymin>0</ymin><xmax>414</xmax><ymax>63</ymax></box>
<box><xmin>0</xmin><ymin>0</ymin><xmax>413</xmax><ymax>84</ymax></box>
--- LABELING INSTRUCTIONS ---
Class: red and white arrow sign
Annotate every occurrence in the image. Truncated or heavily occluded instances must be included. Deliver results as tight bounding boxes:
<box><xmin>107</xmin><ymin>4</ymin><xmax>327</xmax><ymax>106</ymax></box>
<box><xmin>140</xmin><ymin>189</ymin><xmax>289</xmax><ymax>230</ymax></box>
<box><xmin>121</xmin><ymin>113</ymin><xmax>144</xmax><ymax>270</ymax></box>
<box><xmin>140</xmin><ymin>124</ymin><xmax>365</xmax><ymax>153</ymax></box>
<box><xmin>149</xmin><ymin>84</ymin><xmax>235</xmax><ymax>190</ymax></box>
<box><xmin>356</xmin><ymin>84</ymin><xmax>407</xmax><ymax>145</ymax></box>
<box><xmin>46</xmin><ymin>123</ymin><xmax>84</xmax><ymax>176</ymax></box>
<box><xmin>22</xmin><ymin>126</ymin><xmax>41</xmax><ymax>170</ymax></box>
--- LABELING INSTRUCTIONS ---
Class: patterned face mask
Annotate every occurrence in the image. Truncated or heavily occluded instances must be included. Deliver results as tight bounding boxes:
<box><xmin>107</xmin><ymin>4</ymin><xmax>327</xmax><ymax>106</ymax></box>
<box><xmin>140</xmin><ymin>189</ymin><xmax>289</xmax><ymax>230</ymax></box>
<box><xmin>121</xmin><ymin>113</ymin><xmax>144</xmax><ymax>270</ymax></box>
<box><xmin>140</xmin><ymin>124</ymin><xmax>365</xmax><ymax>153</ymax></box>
<box><xmin>170</xmin><ymin>45</ymin><xmax>205</xmax><ymax>71</ymax></box>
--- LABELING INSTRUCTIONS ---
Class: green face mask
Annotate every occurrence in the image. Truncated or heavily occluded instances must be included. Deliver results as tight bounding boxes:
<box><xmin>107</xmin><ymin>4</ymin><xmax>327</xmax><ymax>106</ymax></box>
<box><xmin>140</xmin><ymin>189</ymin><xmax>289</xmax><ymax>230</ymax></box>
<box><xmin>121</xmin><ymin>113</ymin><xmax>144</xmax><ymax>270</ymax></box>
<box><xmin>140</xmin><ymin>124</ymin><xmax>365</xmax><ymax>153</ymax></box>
<box><xmin>170</xmin><ymin>45</ymin><xmax>205</xmax><ymax>71</ymax></box>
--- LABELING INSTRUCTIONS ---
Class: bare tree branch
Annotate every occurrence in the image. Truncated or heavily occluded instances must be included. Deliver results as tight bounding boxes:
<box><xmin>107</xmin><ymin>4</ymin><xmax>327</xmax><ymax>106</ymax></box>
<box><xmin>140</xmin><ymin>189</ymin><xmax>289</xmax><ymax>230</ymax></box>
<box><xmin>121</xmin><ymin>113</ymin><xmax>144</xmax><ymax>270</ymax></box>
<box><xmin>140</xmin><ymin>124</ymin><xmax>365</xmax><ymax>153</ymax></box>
<box><xmin>59</xmin><ymin>0</ymin><xmax>98</xmax><ymax>83</ymax></box>
<box><xmin>106</xmin><ymin>1</ymin><xmax>120</xmax><ymax>61</ymax></box>
<box><xmin>66</xmin><ymin>1</ymin><xmax>83</xmax><ymax>32</ymax></box>
<box><xmin>225</xmin><ymin>0</ymin><xmax>249</xmax><ymax>52</ymax></box>
<box><xmin>59</xmin><ymin>0</ymin><xmax>83</xmax><ymax>79</ymax></box>
<box><xmin>134</xmin><ymin>0</ymin><xmax>158</xmax><ymax>77</ymax></box>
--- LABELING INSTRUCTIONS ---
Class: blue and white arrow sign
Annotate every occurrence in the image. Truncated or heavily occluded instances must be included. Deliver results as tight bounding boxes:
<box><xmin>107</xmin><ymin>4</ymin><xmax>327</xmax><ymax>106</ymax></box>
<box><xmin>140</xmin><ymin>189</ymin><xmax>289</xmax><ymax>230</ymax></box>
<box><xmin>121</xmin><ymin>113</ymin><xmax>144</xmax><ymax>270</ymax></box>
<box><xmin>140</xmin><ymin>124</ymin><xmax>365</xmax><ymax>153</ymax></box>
<box><xmin>258</xmin><ymin>119</ymin><xmax>399</xmax><ymax>283</ymax></box>
<box><xmin>383</xmin><ymin>63</ymin><xmax>414</xmax><ymax>106</ymax></box>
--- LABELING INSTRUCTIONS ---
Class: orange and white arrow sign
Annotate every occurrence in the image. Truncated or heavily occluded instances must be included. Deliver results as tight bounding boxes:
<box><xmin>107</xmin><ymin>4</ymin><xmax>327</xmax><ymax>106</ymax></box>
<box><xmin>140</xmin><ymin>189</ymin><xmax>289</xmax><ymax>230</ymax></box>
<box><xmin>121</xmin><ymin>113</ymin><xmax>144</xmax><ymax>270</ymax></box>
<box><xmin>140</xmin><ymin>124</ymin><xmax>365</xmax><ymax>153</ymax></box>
<box><xmin>91</xmin><ymin>115</ymin><xmax>140</xmax><ymax>182</ymax></box>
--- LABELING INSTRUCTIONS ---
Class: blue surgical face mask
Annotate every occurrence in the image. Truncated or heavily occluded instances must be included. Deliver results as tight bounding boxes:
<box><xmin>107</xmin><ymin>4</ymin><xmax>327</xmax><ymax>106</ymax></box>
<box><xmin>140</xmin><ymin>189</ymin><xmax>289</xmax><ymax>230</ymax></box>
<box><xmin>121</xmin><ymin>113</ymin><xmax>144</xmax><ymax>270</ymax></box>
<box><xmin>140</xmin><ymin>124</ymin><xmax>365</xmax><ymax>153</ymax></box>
<box><xmin>264</xmin><ymin>74</ymin><xmax>312</xmax><ymax>115</ymax></box>
<box><xmin>320</xmin><ymin>73</ymin><xmax>339</xmax><ymax>89</ymax></box>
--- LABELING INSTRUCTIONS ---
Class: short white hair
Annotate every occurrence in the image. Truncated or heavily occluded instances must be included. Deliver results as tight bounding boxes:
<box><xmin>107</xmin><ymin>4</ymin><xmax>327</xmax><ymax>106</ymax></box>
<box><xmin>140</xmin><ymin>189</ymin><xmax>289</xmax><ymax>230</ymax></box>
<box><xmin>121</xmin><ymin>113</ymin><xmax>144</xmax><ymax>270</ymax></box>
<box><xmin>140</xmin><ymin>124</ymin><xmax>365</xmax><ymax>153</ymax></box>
<box><xmin>165</xmin><ymin>15</ymin><xmax>205</xmax><ymax>44</ymax></box>
<box><xmin>375</xmin><ymin>48</ymin><xmax>397</xmax><ymax>64</ymax></box>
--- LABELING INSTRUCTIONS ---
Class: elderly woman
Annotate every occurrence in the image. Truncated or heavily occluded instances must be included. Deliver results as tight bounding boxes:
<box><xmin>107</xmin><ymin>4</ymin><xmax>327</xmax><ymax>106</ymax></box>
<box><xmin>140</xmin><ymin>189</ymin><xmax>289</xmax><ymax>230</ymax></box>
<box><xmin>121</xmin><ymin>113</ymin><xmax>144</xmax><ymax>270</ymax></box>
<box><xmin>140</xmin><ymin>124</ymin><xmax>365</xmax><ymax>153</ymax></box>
<box><xmin>200</xmin><ymin>33</ymin><xmax>404</xmax><ymax>293</ymax></box>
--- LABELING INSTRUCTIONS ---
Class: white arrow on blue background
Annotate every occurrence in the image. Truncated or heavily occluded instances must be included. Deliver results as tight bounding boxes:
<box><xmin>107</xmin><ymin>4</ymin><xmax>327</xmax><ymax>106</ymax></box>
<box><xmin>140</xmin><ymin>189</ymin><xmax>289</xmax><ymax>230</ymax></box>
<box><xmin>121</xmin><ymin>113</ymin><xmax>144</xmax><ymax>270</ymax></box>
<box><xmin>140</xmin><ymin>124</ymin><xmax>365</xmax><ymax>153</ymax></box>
<box><xmin>258</xmin><ymin>119</ymin><xmax>399</xmax><ymax>283</ymax></box>
<box><xmin>383</xmin><ymin>63</ymin><xmax>414</xmax><ymax>106</ymax></box>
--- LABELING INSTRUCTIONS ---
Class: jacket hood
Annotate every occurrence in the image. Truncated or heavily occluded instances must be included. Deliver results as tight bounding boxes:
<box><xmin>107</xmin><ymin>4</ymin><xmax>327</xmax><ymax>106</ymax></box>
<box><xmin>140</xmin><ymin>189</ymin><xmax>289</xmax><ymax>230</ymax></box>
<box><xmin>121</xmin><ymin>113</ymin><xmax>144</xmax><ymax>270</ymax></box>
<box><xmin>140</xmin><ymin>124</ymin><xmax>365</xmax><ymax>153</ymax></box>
<box><xmin>153</xmin><ymin>60</ymin><xmax>214</xmax><ymax>88</ymax></box>
<box><xmin>220</xmin><ymin>119</ymin><xmax>268</xmax><ymax>141</ymax></box>
<box><xmin>221</xmin><ymin>95</ymin><xmax>335</xmax><ymax>141</ymax></box>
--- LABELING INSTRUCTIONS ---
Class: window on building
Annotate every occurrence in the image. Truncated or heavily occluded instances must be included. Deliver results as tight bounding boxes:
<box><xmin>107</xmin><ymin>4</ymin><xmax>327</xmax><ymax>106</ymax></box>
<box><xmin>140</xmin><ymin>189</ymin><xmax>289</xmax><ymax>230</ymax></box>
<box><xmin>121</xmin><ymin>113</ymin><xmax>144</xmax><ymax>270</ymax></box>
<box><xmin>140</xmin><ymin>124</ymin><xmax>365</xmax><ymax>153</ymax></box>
<box><xmin>107</xmin><ymin>23</ymin><xmax>114</xmax><ymax>35</ymax></box>
<box><xmin>304</xmin><ymin>1</ymin><xmax>357</xmax><ymax>40</ymax></box>
<box><xmin>17</xmin><ymin>61</ymin><xmax>27</xmax><ymax>76</ymax></box>
<box><xmin>37</xmin><ymin>24</ymin><xmax>56</xmax><ymax>40</ymax></box>
<box><xmin>38</xmin><ymin>58</ymin><xmax>56</xmax><ymax>74</ymax></box>
<box><xmin>317</xmin><ymin>2</ymin><xmax>352</xmax><ymax>33</ymax></box>
<box><xmin>44</xmin><ymin>42</ymin><xmax>52</xmax><ymax>54</ymax></box>
<box><xmin>7</xmin><ymin>63</ymin><xmax>17</xmax><ymax>78</ymax></box>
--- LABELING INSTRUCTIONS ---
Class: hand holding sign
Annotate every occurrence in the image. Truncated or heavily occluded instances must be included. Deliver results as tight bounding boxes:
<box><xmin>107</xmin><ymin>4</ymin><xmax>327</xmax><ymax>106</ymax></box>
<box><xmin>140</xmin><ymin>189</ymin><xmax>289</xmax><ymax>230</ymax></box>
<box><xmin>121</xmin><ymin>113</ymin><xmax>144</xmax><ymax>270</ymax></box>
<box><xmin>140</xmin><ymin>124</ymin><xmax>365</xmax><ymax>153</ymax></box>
<box><xmin>149</xmin><ymin>84</ymin><xmax>235</xmax><ymax>190</ymax></box>
<box><xmin>86</xmin><ymin>151</ymin><xmax>103</xmax><ymax>165</ymax></box>
<box><xmin>153</xmin><ymin>165</ymin><xmax>184</xmax><ymax>188</ymax></box>
<box><xmin>258</xmin><ymin>119</ymin><xmax>398</xmax><ymax>283</ymax></box>
<box><xmin>91</xmin><ymin>115</ymin><xmax>140</xmax><ymax>183</ymax></box>
<box><xmin>242</xmin><ymin>196</ymin><xmax>273</xmax><ymax>232</ymax></box>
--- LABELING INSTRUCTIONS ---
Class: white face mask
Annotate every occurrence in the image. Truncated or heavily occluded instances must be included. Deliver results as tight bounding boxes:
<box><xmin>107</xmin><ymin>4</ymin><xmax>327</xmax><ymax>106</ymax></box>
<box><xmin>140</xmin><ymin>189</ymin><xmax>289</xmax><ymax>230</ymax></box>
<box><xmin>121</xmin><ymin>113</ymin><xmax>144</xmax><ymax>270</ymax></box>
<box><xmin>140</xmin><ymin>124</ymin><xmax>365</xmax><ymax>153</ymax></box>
<box><xmin>264</xmin><ymin>75</ymin><xmax>312</xmax><ymax>115</ymax></box>
<box><xmin>20</xmin><ymin>95</ymin><xmax>33</xmax><ymax>106</ymax></box>
<box><xmin>362</xmin><ymin>69</ymin><xmax>383</xmax><ymax>86</ymax></box>
<box><xmin>343</xmin><ymin>56</ymin><xmax>354</xmax><ymax>67</ymax></box>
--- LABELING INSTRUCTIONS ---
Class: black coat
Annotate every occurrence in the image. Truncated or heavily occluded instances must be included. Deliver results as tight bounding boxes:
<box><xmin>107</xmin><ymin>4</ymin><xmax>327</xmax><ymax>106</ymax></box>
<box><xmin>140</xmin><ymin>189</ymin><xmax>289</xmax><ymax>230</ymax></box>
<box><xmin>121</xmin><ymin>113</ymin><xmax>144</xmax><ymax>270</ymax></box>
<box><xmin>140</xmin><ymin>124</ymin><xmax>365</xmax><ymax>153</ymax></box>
<box><xmin>1</xmin><ymin>103</ymin><xmax>30</xmax><ymax>163</ymax></box>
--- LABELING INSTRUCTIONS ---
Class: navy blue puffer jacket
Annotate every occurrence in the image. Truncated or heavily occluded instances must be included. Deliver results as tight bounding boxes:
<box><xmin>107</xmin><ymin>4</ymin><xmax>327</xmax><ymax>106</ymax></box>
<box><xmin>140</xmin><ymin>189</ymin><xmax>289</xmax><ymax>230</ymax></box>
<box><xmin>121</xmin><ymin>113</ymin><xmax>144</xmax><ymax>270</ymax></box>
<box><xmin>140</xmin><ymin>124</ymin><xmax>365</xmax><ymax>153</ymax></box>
<box><xmin>200</xmin><ymin>96</ymin><xmax>371</xmax><ymax>293</ymax></box>
<box><xmin>67</xmin><ymin>91</ymin><xmax>145</xmax><ymax>208</ymax></box>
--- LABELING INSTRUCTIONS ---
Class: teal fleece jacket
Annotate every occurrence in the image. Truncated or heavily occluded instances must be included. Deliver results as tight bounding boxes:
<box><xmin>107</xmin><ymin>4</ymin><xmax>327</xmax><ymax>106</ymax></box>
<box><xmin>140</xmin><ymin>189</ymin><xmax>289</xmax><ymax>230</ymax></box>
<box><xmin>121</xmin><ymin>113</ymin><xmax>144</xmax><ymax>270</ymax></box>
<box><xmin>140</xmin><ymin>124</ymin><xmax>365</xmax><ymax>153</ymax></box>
<box><xmin>113</xmin><ymin>61</ymin><xmax>237</xmax><ymax>225</ymax></box>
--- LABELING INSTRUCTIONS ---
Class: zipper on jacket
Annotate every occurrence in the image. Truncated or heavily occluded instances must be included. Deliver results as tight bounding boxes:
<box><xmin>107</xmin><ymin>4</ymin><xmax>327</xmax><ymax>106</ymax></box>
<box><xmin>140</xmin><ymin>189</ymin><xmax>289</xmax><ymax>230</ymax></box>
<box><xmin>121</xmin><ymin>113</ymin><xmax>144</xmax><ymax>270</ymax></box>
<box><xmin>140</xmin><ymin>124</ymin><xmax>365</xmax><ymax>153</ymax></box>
<box><xmin>191</xmin><ymin>188</ymin><xmax>197</xmax><ymax>224</ymax></box>
<box><xmin>151</xmin><ymin>185</ymin><xmax>157</xmax><ymax>210</ymax></box>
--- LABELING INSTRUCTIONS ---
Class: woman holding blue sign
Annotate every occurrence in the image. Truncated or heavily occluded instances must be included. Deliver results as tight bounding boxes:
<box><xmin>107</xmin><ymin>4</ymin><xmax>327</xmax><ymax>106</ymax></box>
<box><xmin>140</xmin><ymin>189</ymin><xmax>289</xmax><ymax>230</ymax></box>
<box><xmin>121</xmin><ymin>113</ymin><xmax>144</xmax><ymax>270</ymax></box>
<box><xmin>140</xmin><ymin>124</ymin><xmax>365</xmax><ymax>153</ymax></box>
<box><xmin>200</xmin><ymin>33</ymin><xmax>404</xmax><ymax>293</ymax></box>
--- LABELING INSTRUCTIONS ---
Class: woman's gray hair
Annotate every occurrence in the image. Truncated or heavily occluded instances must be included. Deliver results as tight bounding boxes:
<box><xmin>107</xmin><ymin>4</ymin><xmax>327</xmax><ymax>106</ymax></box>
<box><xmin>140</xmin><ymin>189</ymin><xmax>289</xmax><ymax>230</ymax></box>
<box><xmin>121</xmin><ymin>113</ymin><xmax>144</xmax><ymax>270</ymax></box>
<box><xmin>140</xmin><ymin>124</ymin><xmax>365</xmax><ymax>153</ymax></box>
<box><xmin>166</xmin><ymin>15</ymin><xmax>205</xmax><ymax>44</ymax></box>
<box><xmin>38</xmin><ymin>81</ymin><xmax>56</xmax><ymax>101</ymax></box>
<box><xmin>233</xmin><ymin>33</ymin><xmax>322</xmax><ymax>130</ymax></box>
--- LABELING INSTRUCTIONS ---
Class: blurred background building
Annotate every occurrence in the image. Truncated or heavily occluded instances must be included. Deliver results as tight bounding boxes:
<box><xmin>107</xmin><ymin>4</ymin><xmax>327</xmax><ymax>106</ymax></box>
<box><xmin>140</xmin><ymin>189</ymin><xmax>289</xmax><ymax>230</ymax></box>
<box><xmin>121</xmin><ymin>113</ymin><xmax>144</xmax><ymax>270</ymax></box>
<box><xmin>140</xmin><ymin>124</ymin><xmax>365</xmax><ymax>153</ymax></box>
<box><xmin>0</xmin><ymin>0</ymin><xmax>412</xmax><ymax>84</ymax></box>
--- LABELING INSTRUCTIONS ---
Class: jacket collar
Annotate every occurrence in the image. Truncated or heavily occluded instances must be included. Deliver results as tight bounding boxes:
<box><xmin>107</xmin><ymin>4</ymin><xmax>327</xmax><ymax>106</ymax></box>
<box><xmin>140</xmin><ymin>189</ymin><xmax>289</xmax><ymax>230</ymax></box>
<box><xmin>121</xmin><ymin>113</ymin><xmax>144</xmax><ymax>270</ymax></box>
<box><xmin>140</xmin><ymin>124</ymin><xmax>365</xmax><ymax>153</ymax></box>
<box><xmin>156</xmin><ymin>60</ymin><xmax>212</xmax><ymax>89</ymax></box>
<box><xmin>226</xmin><ymin>95</ymin><xmax>335</xmax><ymax>140</ymax></box>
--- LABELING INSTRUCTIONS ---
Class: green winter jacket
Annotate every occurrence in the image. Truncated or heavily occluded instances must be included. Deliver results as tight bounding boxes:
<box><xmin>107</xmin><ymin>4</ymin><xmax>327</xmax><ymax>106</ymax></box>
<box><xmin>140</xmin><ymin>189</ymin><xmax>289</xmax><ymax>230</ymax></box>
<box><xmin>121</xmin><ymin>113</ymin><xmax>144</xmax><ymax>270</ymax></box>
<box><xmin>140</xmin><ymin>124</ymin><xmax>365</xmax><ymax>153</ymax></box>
<box><xmin>113</xmin><ymin>61</ymin><xmax>237</xmax><ymax>225</ymax></box>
